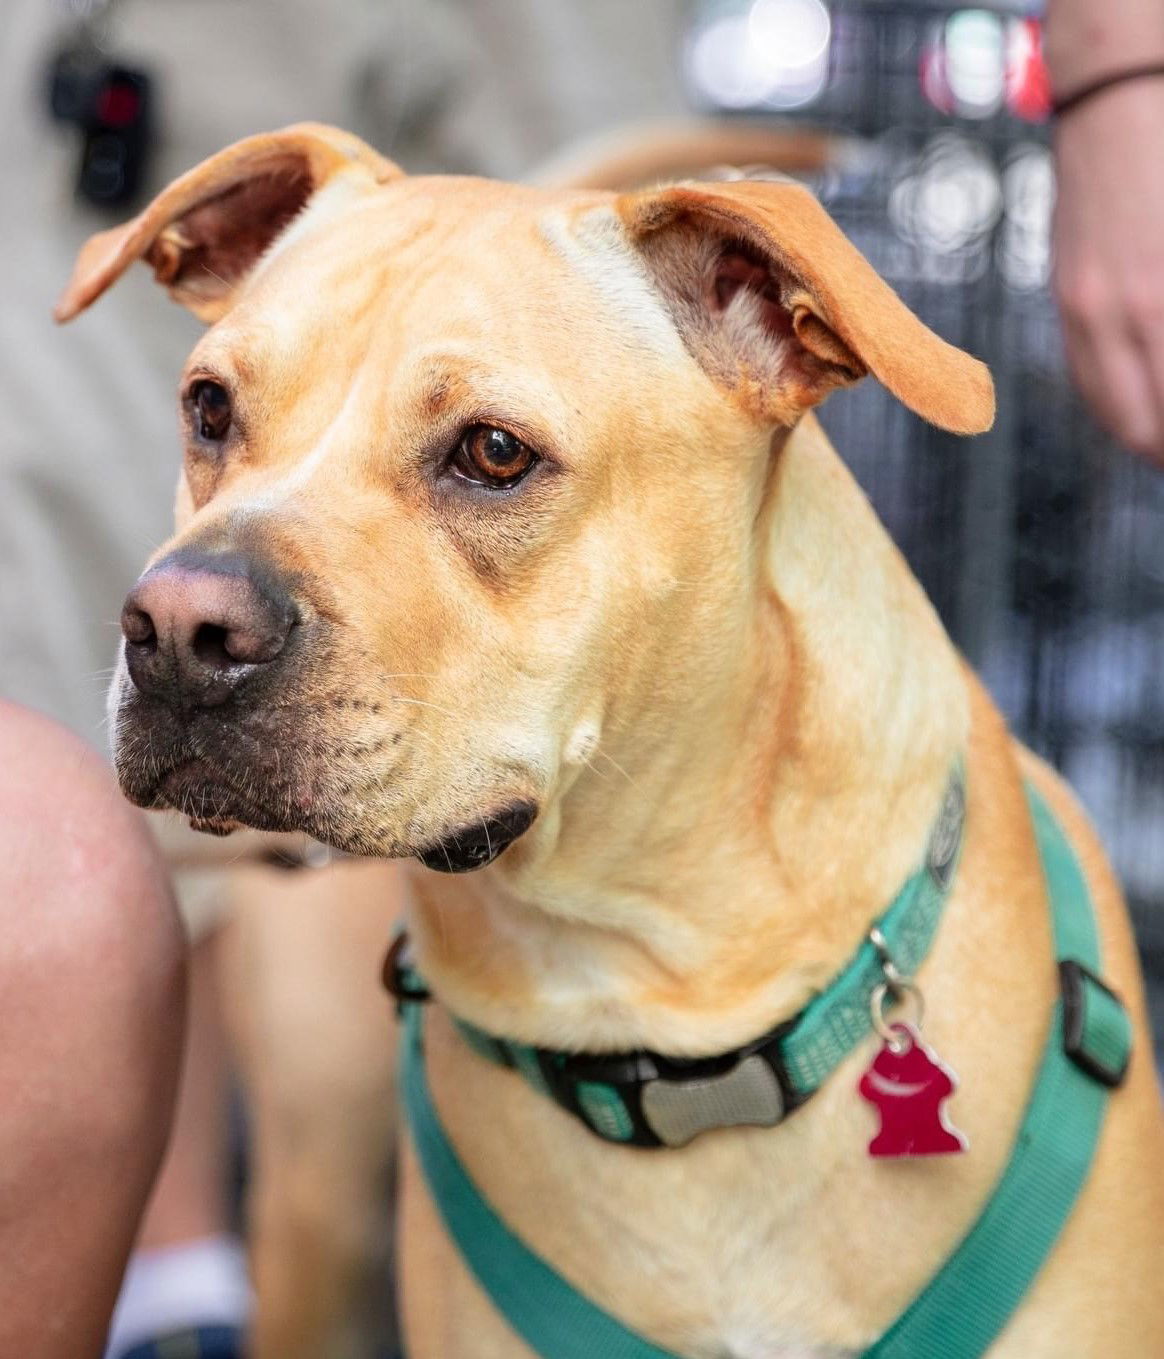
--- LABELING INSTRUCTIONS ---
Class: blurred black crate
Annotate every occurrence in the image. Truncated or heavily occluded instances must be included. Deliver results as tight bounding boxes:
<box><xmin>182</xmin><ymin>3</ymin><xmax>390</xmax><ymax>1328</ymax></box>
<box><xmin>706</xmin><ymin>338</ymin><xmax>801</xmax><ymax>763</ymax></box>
<box><xmin>688</xmin><ymin>0</ymin><xmax>1164</xmax><ymax>1041</ymax></box>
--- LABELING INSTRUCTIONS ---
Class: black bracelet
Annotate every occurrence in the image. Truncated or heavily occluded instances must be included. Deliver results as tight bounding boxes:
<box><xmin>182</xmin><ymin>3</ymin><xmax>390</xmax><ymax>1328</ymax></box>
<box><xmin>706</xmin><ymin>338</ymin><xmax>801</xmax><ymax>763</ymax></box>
<box><xmin>1053</xmin><ymin>61</ymin><xmax>1164</xmax><ymax>118</ymax></box>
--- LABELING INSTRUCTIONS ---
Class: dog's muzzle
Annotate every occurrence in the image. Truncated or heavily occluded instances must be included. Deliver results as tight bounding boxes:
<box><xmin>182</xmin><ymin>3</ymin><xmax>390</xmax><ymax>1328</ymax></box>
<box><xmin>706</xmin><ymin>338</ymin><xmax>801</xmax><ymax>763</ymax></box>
<box><xmin>110</xmin><ymin>544</ymin><xmax>326</xmax><ymax>833</ymax></box>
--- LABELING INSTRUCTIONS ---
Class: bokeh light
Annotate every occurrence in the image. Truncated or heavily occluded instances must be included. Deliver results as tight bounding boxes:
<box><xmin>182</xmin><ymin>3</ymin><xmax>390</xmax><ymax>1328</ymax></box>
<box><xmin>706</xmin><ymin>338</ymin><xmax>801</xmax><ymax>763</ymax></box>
<box><xmin>687</xmin><ymin>0</ymin><xmax>832</xmax><ymax>112</ymax></box>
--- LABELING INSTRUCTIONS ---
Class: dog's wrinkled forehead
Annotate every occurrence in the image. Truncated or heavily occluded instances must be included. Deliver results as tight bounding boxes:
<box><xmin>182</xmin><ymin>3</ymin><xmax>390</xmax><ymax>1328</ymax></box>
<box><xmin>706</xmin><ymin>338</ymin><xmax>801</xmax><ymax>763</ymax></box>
<box><xmin>236</xmin><ymin>178</ymin><xmax>684</xmax><ymax>374</ymax></box>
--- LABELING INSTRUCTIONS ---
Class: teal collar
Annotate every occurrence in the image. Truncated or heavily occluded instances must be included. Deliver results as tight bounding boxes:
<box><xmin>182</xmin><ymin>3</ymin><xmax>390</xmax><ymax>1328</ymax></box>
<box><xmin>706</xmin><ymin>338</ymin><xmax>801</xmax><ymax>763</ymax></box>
<box><xmin>398</xmin><ymin>777</ymin><xmax>1133</xmax><ymax>1359</ymax></box>
<box><xmin>389</xmin><ymin>763</ymin><xmax>967</xmax><ymax>1148</ymax></box>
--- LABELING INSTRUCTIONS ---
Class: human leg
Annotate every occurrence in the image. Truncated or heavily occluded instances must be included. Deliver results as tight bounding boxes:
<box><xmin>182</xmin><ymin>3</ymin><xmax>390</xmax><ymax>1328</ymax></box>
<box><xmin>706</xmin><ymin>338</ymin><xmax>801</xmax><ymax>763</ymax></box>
<box><xmin>0</xmin><ymin>701</ymin><xmax>186</xmax><ymax>1359</ymax></box>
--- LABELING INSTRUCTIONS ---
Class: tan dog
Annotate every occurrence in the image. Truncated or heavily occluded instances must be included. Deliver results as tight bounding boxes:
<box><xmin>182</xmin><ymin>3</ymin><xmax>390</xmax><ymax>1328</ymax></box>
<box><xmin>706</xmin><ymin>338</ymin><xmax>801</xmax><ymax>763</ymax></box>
<box><xmin>59</xmin><ymin>124</ymin><xmax>1164</xmax><ymax>1356</ymax></box>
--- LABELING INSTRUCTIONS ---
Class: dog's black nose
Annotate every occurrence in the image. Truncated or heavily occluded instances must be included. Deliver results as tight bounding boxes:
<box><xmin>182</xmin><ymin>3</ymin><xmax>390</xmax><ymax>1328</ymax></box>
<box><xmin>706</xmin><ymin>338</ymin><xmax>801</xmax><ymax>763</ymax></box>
<box><xmin>121</xmin><ymin>552</ymin><xmax>297</xmax><ymax>708</ymax></box>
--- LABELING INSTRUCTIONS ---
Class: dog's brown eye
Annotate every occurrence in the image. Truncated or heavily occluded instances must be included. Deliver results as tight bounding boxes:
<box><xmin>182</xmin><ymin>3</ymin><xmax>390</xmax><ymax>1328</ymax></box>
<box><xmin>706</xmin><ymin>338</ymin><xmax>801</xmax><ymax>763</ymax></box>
<box><xmin>189</xmin><ymin>380</ymin><xmax>232</xmax><ymax>442</ymax></box>
<box><xmin>450</xmin><ymin>426</ymin><xmax>537</xmax><ymax>489</ymax></box>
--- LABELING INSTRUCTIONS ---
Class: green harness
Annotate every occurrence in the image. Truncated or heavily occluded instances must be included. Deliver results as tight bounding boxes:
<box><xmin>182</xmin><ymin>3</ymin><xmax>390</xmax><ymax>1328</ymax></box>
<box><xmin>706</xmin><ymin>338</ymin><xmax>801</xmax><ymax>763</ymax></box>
<box><xmin>398</xmin><ymin>780</ymin><xmax>1132</xmax><ymax>1358</ymax></box>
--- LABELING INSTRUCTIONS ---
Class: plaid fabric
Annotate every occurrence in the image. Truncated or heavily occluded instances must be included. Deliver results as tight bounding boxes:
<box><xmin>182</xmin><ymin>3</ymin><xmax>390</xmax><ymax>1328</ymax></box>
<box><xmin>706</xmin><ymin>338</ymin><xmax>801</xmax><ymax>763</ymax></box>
<box><xmin>116</xmin><ymin>1325</ymin><xmax>242</xmax><ymax>1359</ymax></box>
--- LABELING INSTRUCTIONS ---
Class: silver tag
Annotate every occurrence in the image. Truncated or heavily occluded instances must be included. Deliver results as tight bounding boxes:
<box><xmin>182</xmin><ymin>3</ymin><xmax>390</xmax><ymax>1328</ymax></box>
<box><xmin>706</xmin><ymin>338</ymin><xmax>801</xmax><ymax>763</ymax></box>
<box><xmin>640</xmin><ymin>1056</ymin><xmax>785</xmax><ymax>1148</ymax></box>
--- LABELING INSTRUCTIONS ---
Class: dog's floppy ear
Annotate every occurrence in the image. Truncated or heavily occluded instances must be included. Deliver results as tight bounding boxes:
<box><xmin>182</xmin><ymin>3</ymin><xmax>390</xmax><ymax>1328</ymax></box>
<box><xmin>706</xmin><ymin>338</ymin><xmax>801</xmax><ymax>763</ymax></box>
<box><xmin>55</xmin><ymin>123</ymin><xmax>402</xmax><ymax>325</ymax></box>
<box><xmin>616</xmin><ymin>179</ymin><xmax>994</xmax><ymax>435</ymax></box>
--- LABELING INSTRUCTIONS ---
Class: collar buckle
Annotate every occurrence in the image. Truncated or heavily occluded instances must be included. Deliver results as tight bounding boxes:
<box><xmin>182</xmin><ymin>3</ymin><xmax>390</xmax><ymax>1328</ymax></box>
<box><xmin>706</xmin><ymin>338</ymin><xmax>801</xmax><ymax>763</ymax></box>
<box><xmin>535</xmin><ymin>1037</ymin><xmax>798</xmax><ymax>1148</ymax></box>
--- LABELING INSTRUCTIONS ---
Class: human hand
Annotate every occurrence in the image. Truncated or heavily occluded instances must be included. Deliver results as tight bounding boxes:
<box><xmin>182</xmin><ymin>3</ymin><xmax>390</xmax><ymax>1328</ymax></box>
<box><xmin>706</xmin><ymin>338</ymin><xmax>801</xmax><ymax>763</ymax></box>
<box><xmin>1053</xmin><ymin>78</ymin><xmax>1164</xmax><ymax>465</ymax></box>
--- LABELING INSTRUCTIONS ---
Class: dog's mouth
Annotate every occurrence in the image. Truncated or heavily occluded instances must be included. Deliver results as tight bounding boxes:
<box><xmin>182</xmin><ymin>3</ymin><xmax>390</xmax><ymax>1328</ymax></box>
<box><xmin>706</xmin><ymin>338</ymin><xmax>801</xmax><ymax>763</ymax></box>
<box><xmin>115</xmin><ymin>696</ymin><xmax>540</xmax><ymax>867</ymax></box>
<box><xmin>151</xmin><ymin>758</ymin><xmax>538</xmax><ymax>868</ymax></box>
<box><xmin>115</xmin><ymin>699</ymin><xmax>314</xmax><ymax>822</ymax></box>
<box><xmin>413</xmin><ymin>800</ymin><xmax>539</xmax><ymax>873</ymax></box>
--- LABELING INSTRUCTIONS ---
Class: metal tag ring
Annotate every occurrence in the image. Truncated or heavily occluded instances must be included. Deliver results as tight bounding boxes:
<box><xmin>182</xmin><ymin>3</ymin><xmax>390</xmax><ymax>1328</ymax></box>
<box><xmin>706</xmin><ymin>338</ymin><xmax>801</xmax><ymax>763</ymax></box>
<box><xmin>870</xmin><ymin>980</ymin><xmax>925</xmax><ymax>1049</ymax></box>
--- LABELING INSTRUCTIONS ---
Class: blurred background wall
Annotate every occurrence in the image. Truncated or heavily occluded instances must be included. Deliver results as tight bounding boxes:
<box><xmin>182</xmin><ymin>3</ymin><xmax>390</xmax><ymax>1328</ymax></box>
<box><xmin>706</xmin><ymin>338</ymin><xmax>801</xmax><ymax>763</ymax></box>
<box><xmin>2</xmin><ymin>0</ymin><xmax>1161</xmax><ymax>1044</ymax></box>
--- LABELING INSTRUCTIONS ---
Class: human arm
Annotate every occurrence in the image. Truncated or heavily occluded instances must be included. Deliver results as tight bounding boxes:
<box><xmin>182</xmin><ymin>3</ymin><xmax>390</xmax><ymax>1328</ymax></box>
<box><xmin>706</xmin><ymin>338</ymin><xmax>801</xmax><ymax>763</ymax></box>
<box><xmin>1046</xmin><ymin>0</ymin><xmax>1164</xmax><ymax>464</ymax></box>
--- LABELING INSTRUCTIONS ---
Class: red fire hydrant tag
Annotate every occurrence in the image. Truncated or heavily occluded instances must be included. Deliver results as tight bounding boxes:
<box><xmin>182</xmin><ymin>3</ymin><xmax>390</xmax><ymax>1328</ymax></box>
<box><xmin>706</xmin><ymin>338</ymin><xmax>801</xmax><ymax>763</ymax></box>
<box><xmin>858</xmin><ymin>1022</ymin><xmax>968</xmax><ymax>1158</ymax></box>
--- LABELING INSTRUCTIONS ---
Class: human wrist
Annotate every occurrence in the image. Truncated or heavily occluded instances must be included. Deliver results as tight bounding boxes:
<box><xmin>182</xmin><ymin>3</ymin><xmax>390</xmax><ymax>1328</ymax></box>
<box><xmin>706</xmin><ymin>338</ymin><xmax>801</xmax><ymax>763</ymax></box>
<box><xmin>1052</xmin><ymin>61</ymin><xmax>1164</xmax><ymax>119</ymax></box>
<box><xmin>1048</xmin><ymin>65</ymin><xmax>1162</xmax><ymax>146</ymax></box>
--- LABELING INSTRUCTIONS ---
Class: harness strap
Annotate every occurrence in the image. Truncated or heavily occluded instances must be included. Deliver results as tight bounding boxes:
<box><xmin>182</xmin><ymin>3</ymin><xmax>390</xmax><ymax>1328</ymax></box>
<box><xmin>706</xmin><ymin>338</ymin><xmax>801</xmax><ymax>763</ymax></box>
<box><xmin>865</xmin><ymin>783</ymin><xmax>1131</xmax><ymax>1357</ymax></box>
<box><xmin>399</xmin><ymin>780</ymin><xmax>1132</xmax><ymax>1359</ymax></box>
<box><xmin>401</xmin><ymin>1004</ymin><xmax>677</xmax><ymax>1359</ymax></box>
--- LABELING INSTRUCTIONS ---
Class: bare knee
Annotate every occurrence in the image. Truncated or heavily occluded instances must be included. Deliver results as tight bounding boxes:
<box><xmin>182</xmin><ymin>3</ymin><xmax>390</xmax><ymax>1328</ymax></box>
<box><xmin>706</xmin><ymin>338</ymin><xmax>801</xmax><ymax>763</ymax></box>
<box><xmin>0</xmin><ymin>701</ymin><xmax>186</xmax><ymax>1137</ymax></box>
<box><xmin>0</xmin><ymin>703</ymin><xmax>187</xmax><ymax>1355</ymax></box>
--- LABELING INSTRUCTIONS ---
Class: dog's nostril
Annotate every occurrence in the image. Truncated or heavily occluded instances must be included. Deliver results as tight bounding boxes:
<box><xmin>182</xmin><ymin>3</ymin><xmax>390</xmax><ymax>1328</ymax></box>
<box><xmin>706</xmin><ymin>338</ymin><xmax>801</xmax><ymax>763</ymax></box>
<box><xmin>192</xmin><ymin>622</ymin><xmax>235</xmax><ymax>669</ymax></box>
<box><xmin>121</xmin><ymin>606</ymin><xmax>157</xmax><ymax>652</ymax></box>
<box><xmin>119</xmin><ymin>554</ymin><xmax>299</xmax><ymax>708</ymax></box>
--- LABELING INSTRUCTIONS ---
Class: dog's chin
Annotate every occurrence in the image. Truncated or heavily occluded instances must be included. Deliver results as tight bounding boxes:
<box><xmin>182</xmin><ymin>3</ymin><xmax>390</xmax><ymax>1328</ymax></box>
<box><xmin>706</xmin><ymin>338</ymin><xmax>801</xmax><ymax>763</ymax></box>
<box><xmin>147</xmin><ymin>760</ymin><xmax>310</xmax><ymax>836</ymax></box>
<box><xmin>121</xmin><ymin>751</ymin><xmax>539</xmax><ymax>868</ymax></box>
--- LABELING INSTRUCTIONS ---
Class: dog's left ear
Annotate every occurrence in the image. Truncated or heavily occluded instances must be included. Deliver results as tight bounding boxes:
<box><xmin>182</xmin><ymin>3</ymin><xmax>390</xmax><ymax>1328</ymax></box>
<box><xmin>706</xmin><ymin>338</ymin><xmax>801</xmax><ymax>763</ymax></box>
<box><xmin>55</xmin><ymin>123</ymin><xmax>402</xmax><ymax>325</ymax></box>
<box><xmin>617</xmin><ymin>179</ymin><xmax>994</xmax><ymax>435</ymax></box>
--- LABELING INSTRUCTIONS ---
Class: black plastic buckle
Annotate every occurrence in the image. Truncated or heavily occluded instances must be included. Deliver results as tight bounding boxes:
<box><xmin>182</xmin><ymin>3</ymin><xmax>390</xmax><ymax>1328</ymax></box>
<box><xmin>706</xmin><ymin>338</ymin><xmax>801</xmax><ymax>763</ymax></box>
<box><xmin>537</xmin><ymin>1029</ymin><xmax>805</xmax><ymax>1149</ymax></box>
<box><xmin>536</xmin><ymin>1048</ymin><xmax>664</xmax><ymax>1147</ymax></box>
<box><xmin>382</xmin><ymin>932</ymin><xmax>431</xmax><ymax>1016</ymax></box>
<box><xmin>1059</xmin><ymin>960</ymin><xmax>1131</xmax><ymax>1089</ymax></box>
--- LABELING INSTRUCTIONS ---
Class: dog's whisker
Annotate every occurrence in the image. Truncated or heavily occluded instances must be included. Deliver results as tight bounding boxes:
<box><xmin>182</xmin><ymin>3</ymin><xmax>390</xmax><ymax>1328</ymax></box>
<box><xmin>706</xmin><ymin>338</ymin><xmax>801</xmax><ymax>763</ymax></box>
<box><xmin>591</xmin><ymin>747</ymin><xmax>640</xmax><ymax>789</ymax></box>
<box><xmin>580</xmin><ymin>754</ymin><xmax>614</xmax><ymax>784</ymax></box>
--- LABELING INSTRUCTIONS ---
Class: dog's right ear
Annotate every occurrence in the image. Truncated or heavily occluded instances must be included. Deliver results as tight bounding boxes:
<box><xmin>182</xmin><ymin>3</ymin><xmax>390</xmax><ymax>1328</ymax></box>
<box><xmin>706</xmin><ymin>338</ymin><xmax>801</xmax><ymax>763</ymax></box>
<box><xmin>55</xmin><ymin>123</ymin><xmax>401</xmax><ymax>325</ymax></box>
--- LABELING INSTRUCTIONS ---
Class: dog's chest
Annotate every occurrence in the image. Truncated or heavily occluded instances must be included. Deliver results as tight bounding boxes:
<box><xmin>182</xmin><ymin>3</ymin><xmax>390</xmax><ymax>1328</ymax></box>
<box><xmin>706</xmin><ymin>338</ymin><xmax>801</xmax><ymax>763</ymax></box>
<box><xmin>719</xmin><ymin>1338</ymin><xmax>854</xmax><ymax>1359</ymax></box>
<box><xmin>551</xmin><ymin>1116</ymin><xmax>874</xmax><ymax>1357</ymax></box>
<box><xmin>432</xmin><ymin>1014</ymin><xmax>883</xmax><ymax>1355</ymax></box>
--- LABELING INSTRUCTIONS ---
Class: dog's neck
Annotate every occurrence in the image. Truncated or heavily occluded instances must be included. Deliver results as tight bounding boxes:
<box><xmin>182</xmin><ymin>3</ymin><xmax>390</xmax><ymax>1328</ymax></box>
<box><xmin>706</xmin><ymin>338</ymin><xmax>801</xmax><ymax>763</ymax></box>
<box><xmin>405</xmin><ymin>413</ymin><xmax>968</xmax><ymax>1055</ymax></box>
